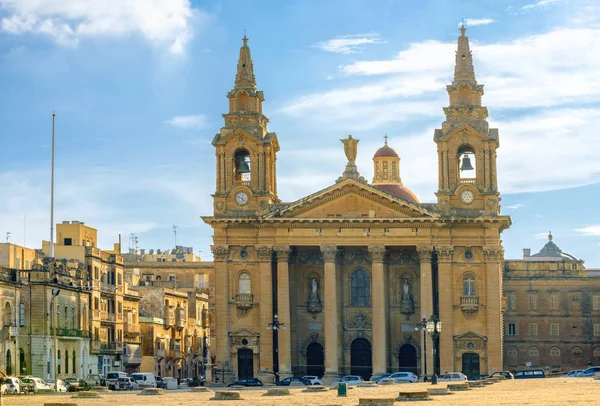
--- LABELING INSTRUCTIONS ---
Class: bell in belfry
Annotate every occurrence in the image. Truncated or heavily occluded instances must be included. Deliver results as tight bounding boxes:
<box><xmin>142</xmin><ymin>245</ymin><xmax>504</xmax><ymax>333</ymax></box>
<box><xmin>460</xmin><ymin>154</ymin><xmax>474</xmax><ymax>171</ymax></box>
<box><xmin>236</xmin><ymin>158</ymin><xmax>250</xmax><ymax>174</ymax></box>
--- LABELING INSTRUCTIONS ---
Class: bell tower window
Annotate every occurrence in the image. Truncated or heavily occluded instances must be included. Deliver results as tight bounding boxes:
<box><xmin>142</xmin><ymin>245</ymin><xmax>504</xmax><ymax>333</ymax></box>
<box><xmin>234</xmin><ymin>149</ymin><xmax>251</xmax><ymax>183</ymax></box>
<box><xmin>457</xmin><ymin>145</ymin><xmax>476</xmax><ymax>181</ymax></box>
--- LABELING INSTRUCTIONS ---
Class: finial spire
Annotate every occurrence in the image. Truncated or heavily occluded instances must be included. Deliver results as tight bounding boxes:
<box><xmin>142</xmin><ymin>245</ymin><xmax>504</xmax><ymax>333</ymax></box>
<box><xmin>549</xmin><ymin>231</ymin><xmax>553</xmax><ymax>241</ymax></box>
<box><xmin>234</xmin><ymin>33</ymin><xmax>256</xmax><ymax>90</ymax></box>
<box><xmin>453</xmin><ymin>24</ymin><xmax>476</xmax><ymax>85</ymax></box>
<box><xmin>384</xmin><ymin>134</ymin><xmax>388</xmax><ymax>146</ymax></box>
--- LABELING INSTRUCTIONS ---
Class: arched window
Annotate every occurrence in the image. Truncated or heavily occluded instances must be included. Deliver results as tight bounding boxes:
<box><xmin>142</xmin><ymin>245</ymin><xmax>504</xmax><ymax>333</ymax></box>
<box><xmin>3</xmin><ymin>302</ymin><xmax>11</xmax><ymax>326</ymax></box>
<box><xmin>528</xmin><ymin>347</ymin><xmax>539</xmax><ymax>357</ymax></box>
<box><xmin>457</xmin><ymin>145</ymin><xmax>476</xmax><ymax>180</ymax></box>
<box><xmin>238</xmin><ymin>272</ymin><xmax>251</xmax><ymax>294</ymax></box>
<box><xmin>507</xmin><ymin>347</ymin><xmax>518</xmax><ymax>356</ymax></box>
<box><xmin>57</xmin><ymin>350</ymin><xmax>61</xmax><ymax>375</ymax></box>
<box><xmin>506</xmin><ymin>346</ymin><xmax>518</xmax><ymax>366</ymax></box>
<box><xmin>462</xmin><ymin>274</ymin><xmax>476</xmax><ymax>296</ymax></box>
<box><xmin>65</xmin><ymin>350</ymin><xmax>69</xmax><ymax>374</ymax></box>
<box><xmin>73</xmin><ymin>350</ymin><xmax>76</xmax><ymax>375</ymax></box>
<box><xmin>572</xmin><ymin>347</ymin><xmax>582</xmax><ymax>357</ymax></box>
<box><xmin>351</xmin><ymin>269</ymin><xmax>371</xmax><ymax>307</ymax></box>
<box><xmin>19</xmin><ymin>347</ymin><xmax>26</xmax><ymax>374</ymax></box>
<box><xmin>550</xmin><ymin>347</ymin><xmax>561</xmax><ymax>357</ymax></box>
<box><xmin>594</xmin><ymin>347</ymin><xmax>600</xmax><ymax>358</ymax></box>
<box><xmin>234</xmin><ymin>149</ymin><xmax>251</xmax><ymax>182</ymax></box>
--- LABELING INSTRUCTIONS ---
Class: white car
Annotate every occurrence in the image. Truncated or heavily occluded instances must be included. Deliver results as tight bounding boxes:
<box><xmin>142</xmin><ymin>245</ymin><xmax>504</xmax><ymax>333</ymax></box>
<box><xmin>4</xmin><ymin>377</ymin><xmax>21</xmax><ymax>394</ymax></box>
<box><xmin>331</xmin><ymin>375</ymin><xmax>364</xmax><ymax>386</ymax></box>
<box><xmin>388</xmin><ymin>372</ymin><xmax>418</xmax><ymax>383</ymax></box>
<box><xmin>437</xmin><ymin>372</ymin><xmax>468</xmax><ymax>382</ymax></box>
<box><xmin>560</xmin><ymin>369</ymin><xmax>584</xmax><ymax>378</ymax></box>
<box><xmin>302</xmin><ymin>375</ymin><xmax>323</xmax><ymax>385</ymax></box>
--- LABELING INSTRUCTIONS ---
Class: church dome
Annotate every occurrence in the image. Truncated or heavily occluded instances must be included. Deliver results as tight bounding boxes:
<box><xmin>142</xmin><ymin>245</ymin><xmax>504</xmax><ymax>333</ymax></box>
<box><xmin>375</xmin><ymin>184</ymin><xmax>420</xmax><ymax>203</ymax></box>
<box><xmin>373</xmin><ymin>144</ymin><xmax>399</xmax><ymax>158</ymax></box>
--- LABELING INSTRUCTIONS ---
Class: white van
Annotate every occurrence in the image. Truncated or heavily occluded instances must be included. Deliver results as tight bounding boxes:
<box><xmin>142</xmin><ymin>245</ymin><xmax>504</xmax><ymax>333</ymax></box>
<box><xmin>130</xmin><ymin>373</ymin><xmax>157</xmax><ymax>388</ymax></box>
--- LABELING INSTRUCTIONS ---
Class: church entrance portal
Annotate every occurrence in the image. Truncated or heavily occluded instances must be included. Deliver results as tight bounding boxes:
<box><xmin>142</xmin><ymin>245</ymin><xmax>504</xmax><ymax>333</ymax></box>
<box><xmin>461</xmin><ymin>353</ymin><xmax>480</xmax><ymax>380</ymax></box>
<box><xmin>398</xmin><ymin>344</ymin><xmax>418</xmax><ymax>374</ymax></box>
<box><xmin>350</xmin><ymin>338</ymin><xmax>372</xmax><ymax>380</ymax></box>
<box><xmin>306</xmin><ymin>342</ymin><xmax>324</xmax><ymax>378</ymax></box>
<box><xmin>237</xmin><ymin>348</ymin><xmax>253</xmax><ymax>379</ymax></box>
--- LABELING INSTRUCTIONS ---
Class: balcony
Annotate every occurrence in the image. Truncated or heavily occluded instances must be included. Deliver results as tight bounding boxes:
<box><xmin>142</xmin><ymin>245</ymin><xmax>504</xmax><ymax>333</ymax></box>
<box><xmin>164</xmin><ymin>310</ymin><xmax>175</xmax><ymax>327</ymax></box>
<box><xmin>91</xmin><ymin>339</ymin><xmax>101</xmax><ymax>352</ymax></box>
<box><xmin>459</xmin><ymin>178</ymin><xmax>476</xmax><ymax>184</ymax></box>
<box><xmin>100</xmin><ymin>341</ymin><xmax>123</xmax><ymax>354</ymax></box>
<box><xmin>53</xmin><ymin>328</ymin><xmax>89</xmax><ymax>338</ymax></box>
<box><xmin>235</xmin><ymin>293</ymin><xmax>253</xmax><ymax>311</ymax></box>
<box><xmin>175</xmin><ymin>308</ymin><xmax>185</xmax><ymax>329</ymax></box>
<box><xmin>461</xmin><ymin>296</ymin><xmax>480</xmax><ymax>313</ymax></box>
<box><xmin>124</xmin><ymin>323</ymin><xmax>140</xmax><ymax>335</ymax></box>
<box><xmin>100</xmin><ymin>311</ymin><xmax>116</xmax><ymax>323</ymax></box>
<box><xmin>100</xmin><ymin>282</ymin><xmax>116</xmax><ymax>294</ymax></box>
<box><xmin>156</xmin><ymin>348</ymin><xmax>166</xmax><ymax>358</ymax></box>
<box><xmin>168</xmin><ymin>349</ymin><xmax>181</xmax><ymax>359</ymax></box>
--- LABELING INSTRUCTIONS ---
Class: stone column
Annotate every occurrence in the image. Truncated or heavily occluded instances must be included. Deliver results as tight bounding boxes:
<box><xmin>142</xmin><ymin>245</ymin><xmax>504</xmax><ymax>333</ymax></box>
<box><xmin>484</xmin><ymin>246</ymin><xmax>504</xmax><ymax>374</ymax></box>
<box><xmin>321</xmin><ymin>245</ymin><xmax>339</xmax><ymax>383</ymax></box>
<box><xmin>368</xmin><ymin>245</ymin><xmax>387</xmax><ymax>379</ymax></box>
<box><xmin>275</xmin><ymin>246</ymin><xmax>292</xmax><ymax>379</ymax></box>
<box><xmin>436</xmin><ymin>246</ymin><xmax>454</xmax><ymax>374</ymax></box>
<box><xmin>210</xmin><ymin>245</ymin><xmax>233</xmax><ymax>382</ymax></box>
<box><xmin>256</xmin><ymin>245</ymin><xmax>274</xmax><ymax>383</ymax></box>
<box><xmin>417</xmin><ymin>245</ymin><xmax>434</xmax><ymax>378</ymax></box>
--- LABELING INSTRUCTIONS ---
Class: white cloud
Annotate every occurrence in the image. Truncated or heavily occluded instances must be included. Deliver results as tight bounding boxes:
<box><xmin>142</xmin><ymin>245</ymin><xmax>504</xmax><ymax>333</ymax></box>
<box><xmin>460</xmin><ymin>18</ymin><xmax>495</xmax><ymax>27</ymax></box>
<box><xmin>521</xmin><ymin>0</ymin><xmax>563</xmax><ymax>11</ymax></box>
<box><xmin>576</xmin><ymin>225</ymin><xmax>600</xmax><ymax>236</ymax></box>
<box><xmin>165</xmin><ymin>114</ymin><xmax>208</xmax><ymax>130</ymax></box>
<box><xmin>534</xmin><ymin>232</ymin><xmax>551</xmax><ymax>239</ymax></box>
<box><xmin>0</xmin><ymin>0</ymin><xmax>206</xmax><ymax>53</ymax></box>
<box><xmin>314</xmin><ymin>33</ymin><xmax>385</xmax><ymax>54</ymax></box>
<box><xmin>505</xmin><ymin>203</ymin><xmax>525</xmax><ymax>209</ymax></box>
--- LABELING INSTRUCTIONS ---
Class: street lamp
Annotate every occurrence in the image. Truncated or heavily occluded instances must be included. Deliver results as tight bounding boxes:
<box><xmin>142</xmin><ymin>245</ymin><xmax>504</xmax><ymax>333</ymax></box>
<box><xmin>426</xmin><ymin>314</ymin><xmax>441</xmax><ymax>385</ymax></box>
<box><xmin>414</xmin><ymin>317</ymin><xmax>428</xmax><ymax>381</ymax></box>
<box><xmin>50</xmin><ymin>288</ymin><xmax>60</xmax><ymax>392</ymax></box>
<box><xmin>267</xmin><ymin>314</ymin><xmax>285</xmax><ymax>383</ymax></box>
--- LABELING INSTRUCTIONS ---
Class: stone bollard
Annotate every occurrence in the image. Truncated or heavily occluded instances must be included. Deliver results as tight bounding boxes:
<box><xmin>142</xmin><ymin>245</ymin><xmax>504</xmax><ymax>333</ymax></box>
<box><xmin>191</xmin><ymin>387</ymin><xmax>212</xmax><ymax>392</ymax></box>
<box><xmin>303</xmin><ymin>385</ymin><xmax>329</xmax><ymax>392</ymax></box>
<box><xmin>359</xmin><ymin>398</ymin><xmax>396</xmax><ymax>406</ymax></box>
<box><xmin>263</xmin><ymin>388</ymin><xmax>291</xmax><ymax>396</ymax></box>
<box><xmin>468</xmin><ymin>381</ymin><xmax>484</xmax><ymax>388</ymax></box>
<box><xmin>447</xmin><ymin>383</ymin><xmax>469</xmax><ymax>391</ymax></box>
<box><xmin>72</xmin><ymin>391</ymin><xmax>101</xmax><ymax>398</ymax></box>
<box><xmin>428</xmin><ymin>387</ymin><xmax>453</xmax><ymax>396</ymax></box>
<box><xmin>210</xmin><ymin>391</ymin><xmax>242</xmax><ymax>401</ymax></box>
<box><xmin>138</xmin><ymin>388</ymin><xmax>164</xmax><ymax>396</ymax></box>
<box><xmin>396</xmin><ymin>390</ymin><xmax>431</xmax><ymax>401</ymax></box>
<box><xmin>91</xmin><ymin>386</ymin><xmax>109</xmax><ymax>392</ymax></box>
<box><xmin>359</xmin><ymin>381</ymin><xmax>378</xmax><ymax>388</ymax></box>
<box><xmin>594</xmin><ymin>373</ymin><xmax>600</xmax><ymax>380</ymax></box>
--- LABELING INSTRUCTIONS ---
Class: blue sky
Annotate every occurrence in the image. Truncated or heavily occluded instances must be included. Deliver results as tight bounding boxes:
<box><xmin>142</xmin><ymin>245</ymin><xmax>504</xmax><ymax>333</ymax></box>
<box><xmin>1</xmin><ymin>0</ymin><xmax>599</xmax><ymax>265</ymax></box>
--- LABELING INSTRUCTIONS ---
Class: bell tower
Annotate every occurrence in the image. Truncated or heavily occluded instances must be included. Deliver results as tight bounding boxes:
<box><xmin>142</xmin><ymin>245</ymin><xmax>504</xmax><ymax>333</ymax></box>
<box><xmin>434</xmin><ymin>26</ymin><xmax>500</xmax><ymax>213</ymax></box>
<box><xmin>211</xmin><ymin>35</ymin><xmax>280</xmax><ymax>215</ymax></box>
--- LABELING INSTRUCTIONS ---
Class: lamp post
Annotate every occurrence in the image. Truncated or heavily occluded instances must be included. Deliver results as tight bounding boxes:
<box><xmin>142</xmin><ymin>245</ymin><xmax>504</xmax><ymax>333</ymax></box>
<box><xmin>51</xmin><ymin>288</ymin><xmax>60</xmax><ymax>392</ymax></box>
<box><xmin>426</xmin><ymin>314</ymin><xmax>441</xmax><ymax>385</ymax></box>
<box><xmin>267</xmin><ymin>314</ymin><xmax>285</xmax><ymax>383</ymax></box>
<box><xmin>414</xmin><ymin>317</ymin><xmax>428</xmax><ymax>381</ymax></box>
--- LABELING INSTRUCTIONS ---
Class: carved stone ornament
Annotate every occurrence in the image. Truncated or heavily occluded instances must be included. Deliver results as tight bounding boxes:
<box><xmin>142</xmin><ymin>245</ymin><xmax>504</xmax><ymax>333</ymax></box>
<box><xmin>416</xmin><ymin>246</ymin><xmax>434</xmax><ymax>262</ymax></box>
<box><xmin>215</xmin><ymin>201</ymin><xmax>225</xmax><ymax>212</ymax></box>
<box><xmin>211</xmin><ymin>245</ymin><xmax>229</xmax><ymax>261</ymax></box>
<box><xmin>345</xmin><ymin>312</ymin><xmax>371</xmax><ymax>331</ymax></box>
<box><xmin>388</xmin><ymin>250</ymin><xmax>418</xmax><ymax>265</ymax></box>
<box><xmin>368</xmin><ymin>245</ymin><xmax>386</xmax><ymax>263</ymax></box>
<box><xmin>341</xmin><ymin>248</ymin><xmax>370</xmax><ymax>265</ymax></box>
<box><xmin>320</xmin><ymin>245</ymin><xmax>338</xmax><ymax>263</ymax></box>
<box><xmin>436</xmin><ymin>246</ymin><xmax>454</xmax><ymax>262</ymax></box>
<box><xmin>274</xmin><ymin>246</ymin><xmax>291</xmax><ymax>262</ymax></box>
<box><xmin>483</xmin><ymin>247</ymin><xmax>503</xmax><ymax>262</ymax></box>
<box><xmin>260</xmin><ymin>200</ymin><xmax>268</xmax><ymax>210</ymax></box>
<box><xmin>307</xmin><ymin>277</ymin><xmax>322</xmax><ymax>319</ymax></box>
<box><xmin>296</xmin><ymin>250</ymin><xmax>323</xmax><ymax>265</ymax></box>
<box><xmin>400</xmin><ymin>278</ymin><xmax>415</xmax><ymax>316</ymax></box>
<box><xmin>255</xmin><ymin>245</ymin><xmax>273</xmax><ymax>261</ymax></box>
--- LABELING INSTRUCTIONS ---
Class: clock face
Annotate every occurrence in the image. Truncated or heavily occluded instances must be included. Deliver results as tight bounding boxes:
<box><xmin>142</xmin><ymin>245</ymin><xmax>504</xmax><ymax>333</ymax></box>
<box><xmin>235</xmin><ymin>192</ymin><xmax>249</xmax><ymax>206</ymax></box>
<box><xmin>461</xmin><ymin>190</ymin><xmax>474</xmax><ymax>204</ymax></box>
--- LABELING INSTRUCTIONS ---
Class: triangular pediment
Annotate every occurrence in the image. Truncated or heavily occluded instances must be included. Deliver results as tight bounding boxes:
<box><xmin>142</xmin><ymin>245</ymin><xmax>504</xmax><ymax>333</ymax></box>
<box><xmin>446</xmin><ymin>124</ymin><xmax>488</xmax><ymax>141</ymax></box>
<box><xmin>229</xmin><ymin>328</ymin><xmax>259</xmax><ymax>337</ymax></box>
<box><xmin>266</xmin><ymin>179</ymin><xmax>436</xmax><ymax>220</ymax></box>
<box><xmin>453</xmin><ymin>331</ymin><xmax>487</xmax><ymax>341</ymax></box>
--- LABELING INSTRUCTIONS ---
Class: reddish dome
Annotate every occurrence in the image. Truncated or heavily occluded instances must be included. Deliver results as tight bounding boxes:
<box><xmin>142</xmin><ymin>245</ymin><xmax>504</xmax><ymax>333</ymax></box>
<box><xmin>375</xmin><ymin>184</ymin><xmax>420</xmax><ymax>203</ymax></box>
<box><xmin>373</xmin><ymin>144</ymin><xmax>399</xmax><ymax>158</ymax></box>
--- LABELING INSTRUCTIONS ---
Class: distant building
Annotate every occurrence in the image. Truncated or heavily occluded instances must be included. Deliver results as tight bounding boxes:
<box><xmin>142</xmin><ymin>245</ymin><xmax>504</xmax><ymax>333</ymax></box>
<box><xmin>503</xmin><ymin>233</ymin><xmax>600</xmax><ymax>373</ymax></box>
<box><xmin>0</xmin><ymin>242</ymin><xmax>36</xmax><ymax>270</ymax></box>
<box><xmin>0</xmin><ymin>268</ymin><xmax>22</xmax><ymax>376</ymax></box>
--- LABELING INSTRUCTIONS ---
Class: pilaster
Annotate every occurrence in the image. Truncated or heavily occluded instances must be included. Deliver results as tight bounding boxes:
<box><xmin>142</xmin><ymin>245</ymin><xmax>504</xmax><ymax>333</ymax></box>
<box><xmin>417</xmin><ymin>245</ymin><xmax>434</xmax><ymax>377</ymax></box>
<box><xmin>256</xmin><ymin>245</ymin><xmax>274</xmax><ymax>383</ymax></box>
<box><xmin>483</xmin><ymin>246</ymin><xmax>504</xmax><ymax>373</ymax></box>
<box><xmin>321</xmin><ymin>245</ymin><xmax>340</xmax><ymax>383</ymax></box>
<box><xmin>275</xmin><ymin>245</ymin><xmax>292</xmax><ymax>379</ymax></box>
<box><xmin>211</xmin><ymin>245</ymin><xmax>230</xmax><ymax>370</ymax></box>
<box><xmin>436</xmin><ymin>246</ymin><xmax>454</xmax><ymax>374</ymax></box>
<box><xmin>368</xmin><ymin>245</ymin><xmax>387</xmax><ymax>379</ymax></box>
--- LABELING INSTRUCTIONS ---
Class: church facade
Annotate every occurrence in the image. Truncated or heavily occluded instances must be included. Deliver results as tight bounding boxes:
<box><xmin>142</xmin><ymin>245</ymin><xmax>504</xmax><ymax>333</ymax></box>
<box><xmin>203</xmin><ymin>28</ymin><xmax>511</xmax><ymax>383</ymax></box>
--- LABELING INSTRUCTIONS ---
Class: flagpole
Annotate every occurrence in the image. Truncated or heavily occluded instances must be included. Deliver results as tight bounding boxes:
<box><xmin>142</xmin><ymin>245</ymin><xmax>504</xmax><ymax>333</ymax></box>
<box><xmin>50</xmin><ymin>112</ymin><xmax>55</xmax><ymax>258</ymax></box>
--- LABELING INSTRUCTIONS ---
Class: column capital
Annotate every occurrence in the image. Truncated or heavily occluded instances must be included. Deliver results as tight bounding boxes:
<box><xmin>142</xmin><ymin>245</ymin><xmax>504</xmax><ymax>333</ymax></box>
<box><xmin>367</xmin><ymin>245</ymin><xmax>386</xmax><ymax>263</ymax></box>
<box><xmin>483</xmin><ymin>246</ymin><xmax>504</xmax><ymax>262</ymax></box>
<box><xmin>320</xmin><ymin>245</ymin><xmax>338</xmax><ymax>263</ymax></box>
<box><xmin>210</xmin><ymin>245</ymin><xmax>229</xmax><ymax>261</ymax></box>
<box><xmin>436</xmin><ymin>246</ymin><xmax>454</xmax><ymax>262</ymax></box>
<box><xmin>255</xmin><ymin>245</ymin><xmax>273</xmax><ymax>261</ymax></box>
<box><xmin>416</xmin><ymin>245</ymin><xmax>434</xmax><ymax>262</ymax></box>
<box><xmin>274</xmin><ymin>246</ymin><xmax>291</xmax><ymax>262</ymax></box>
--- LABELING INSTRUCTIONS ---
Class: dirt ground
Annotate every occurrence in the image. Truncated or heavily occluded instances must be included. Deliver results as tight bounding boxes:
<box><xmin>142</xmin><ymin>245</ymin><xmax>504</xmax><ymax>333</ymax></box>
<box><xmin>3</xmin><ymin>378</ymin><xmax>600</xmax><ymax>405</ymax></box>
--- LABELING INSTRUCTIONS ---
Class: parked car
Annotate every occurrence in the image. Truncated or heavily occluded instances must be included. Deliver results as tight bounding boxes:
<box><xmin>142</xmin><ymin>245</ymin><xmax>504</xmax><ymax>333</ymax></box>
<box><xmin>513</xmin><ymin>369</ymin><xmax>545</xmax><ymax>379</ymax></box>
<box><xmin>388</xmin><ymin>372</ymin><xmax>418</xmax><ymax>383</ymax></box>
<box><xmin>106</xmin><ymin>372</ymin><xmax>128</xmax><ymax>390</ymax></box>
<box><xmin>187</xmin><ymin>376</ymin><xmax>206</xmax><ymax>387</ymax></box>
<box><xmin>4</xmin><ymin>377</ymin><xmax>22</xmax><ymax>394</ymax></box>
<box><xmin>490</xmin><ymin>371</ymin><xmax>514</xmax><ymax>380</ymax></box>
<box><xmin>154</xmin><ymin>375</ymin><xmax>167</xmax><ymax>389</ymax></box>
<box><xmin>85</xmin><ymin>374</ymin><xmax>105</xmax><ymax>386</ymax></box>
<box><xmin>275</xmin><ymin>377</ymin><xmax>311</xmax><ymax>386</ymax></box>
<box><xmin>302</xmin><ymin>375</ymin><xmax>323</xmax><ymax>385</ymax></box>
<box><xmin>131</xmin><ymin>373</ymin><xmax>157</xmax><ymax>388</ymax></box>
<box><xmin>18</xmin><ymin>378</ymin><xmax>37</xmax><ymax>394</ymax></box>
<box><xmin>121</xmin><ymin>377</ymin><xmax>138</xmax><ymax>390</ymax></box>
<box><xmin>438</xmin><ymin>373</ymin><xmax>468</xmax><ymax>382</ymax></box>
<box><xmin>469</xmin><ymin>374</ymin><xmax>489</xmax><ymax>381</ymax></box>
<box><xmin>331</xmin><ymin>376</ymin><xmax>364</xmax><ymax>386</ymax></box>
<box><xmin>65</xmin><ymin>378</ymin><xmax>91</xmax><ymax>392</ymax></box>
<box><xmin>373</xmin><ymin>373</ymin><xmax>392</xmax><ymax>384</ymax></box>
<box><xmin>577</xmin><ymin>366</ymin><xmax>600</xmax><ymax>378</ymax></box>
<box><xmin>227</xmin><ymin>378</ymin><xmax>263</xmax><ymax>387</ymax></box>
<box><xmin>560</xmin><ymin>369</ymin><xmax>584</xmax><ymax>378</ymax></box>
